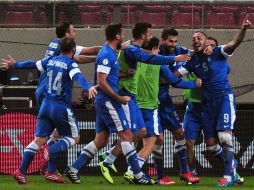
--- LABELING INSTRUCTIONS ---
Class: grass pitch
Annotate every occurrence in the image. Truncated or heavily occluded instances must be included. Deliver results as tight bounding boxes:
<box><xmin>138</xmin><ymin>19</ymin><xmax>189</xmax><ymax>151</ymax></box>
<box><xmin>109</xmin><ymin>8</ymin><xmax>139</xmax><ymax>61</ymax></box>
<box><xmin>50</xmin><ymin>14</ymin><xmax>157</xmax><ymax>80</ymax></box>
<box><xmin>0</xmin><ymin>175</ymin><xmax>253</xmax><ymax>190</ymax></box>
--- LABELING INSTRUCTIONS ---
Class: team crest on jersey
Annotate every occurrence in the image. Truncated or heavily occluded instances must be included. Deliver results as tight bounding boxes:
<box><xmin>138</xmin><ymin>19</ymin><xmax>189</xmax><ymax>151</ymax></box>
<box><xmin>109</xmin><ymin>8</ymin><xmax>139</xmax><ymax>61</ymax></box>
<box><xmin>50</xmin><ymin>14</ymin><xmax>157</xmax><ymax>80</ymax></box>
<box><xmin>72</xmin><ymin>62</ymin><xmax>78</xmax><ymax>68</ymax></box>
<box><xmin>103</xmin><ymin>59</ymin><xmax>109</xmax><ymax>65</ymax></box>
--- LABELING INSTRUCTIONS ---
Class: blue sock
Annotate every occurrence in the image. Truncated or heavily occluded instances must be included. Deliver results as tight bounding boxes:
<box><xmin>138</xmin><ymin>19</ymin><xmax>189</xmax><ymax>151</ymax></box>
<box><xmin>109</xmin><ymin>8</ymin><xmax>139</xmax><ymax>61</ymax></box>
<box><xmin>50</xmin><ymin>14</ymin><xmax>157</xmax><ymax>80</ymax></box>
<box><xmin>121</xmin><ymin>141</ymin><xmax>142</xmax><ymax>176</ymax></box>
<box><xmin>175</xmin><ymin>140</ymin><xmax>189</xmax><ymax>173</ymax></box>
<box><xmin>153</xmin><ymin>145</ymin><xmax>164</xmax><ymax>179</ymax></box>
<box><xmin>214</xmin><ymin>144</ymin><xmax>224</xmax><ymax>160</ymax></box>
<box><xmin>222</xmin><ymin>143</ymin><xmax>234</xmax><ymax>177</ymax></box>
<box><xmin>47</xmin><ymin>153</ymin><xmax>58</xmax><ymax>173</ymax></box>
<box><xmin>72</xmin><ymin>141</ymin><xmax>98</xmax><ymax>171</ymax></box>
<box><xmin>19</xmin><ymin>141</ymin><xmax>39</xmax><ymax>174</ymax></box>
<box><xmin>48</xmin><ymin>137</ymin><xmax>74</xmax><ymax>154</ymax></box>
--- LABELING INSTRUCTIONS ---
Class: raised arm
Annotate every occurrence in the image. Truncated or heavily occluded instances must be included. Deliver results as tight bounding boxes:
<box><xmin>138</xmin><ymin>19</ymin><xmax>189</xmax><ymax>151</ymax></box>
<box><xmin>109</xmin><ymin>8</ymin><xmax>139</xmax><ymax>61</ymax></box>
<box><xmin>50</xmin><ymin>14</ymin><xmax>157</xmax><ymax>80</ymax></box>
<box><xmin>223</xmin><ymin>15</ymin><xmax>251</xmax><ymax>55</ymax></box>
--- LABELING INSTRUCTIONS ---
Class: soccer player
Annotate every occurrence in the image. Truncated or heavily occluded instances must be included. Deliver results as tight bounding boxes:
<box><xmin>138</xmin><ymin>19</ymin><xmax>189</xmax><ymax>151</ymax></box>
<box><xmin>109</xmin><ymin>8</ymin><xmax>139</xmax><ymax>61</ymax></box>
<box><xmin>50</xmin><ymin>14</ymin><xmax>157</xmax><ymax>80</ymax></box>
<box><xmin>98</xmin><ymin>22</ymin><xmax>191</xmax><ymax>184</ymax></box>
<box><xmin>184</xmin><ymin>36</ymin><xmax>218</xmax><ymax>176</ymax></box>
<box><xmin>64</xmin><ymin>23</ymin><xmax>153</xmax><ymax>185</ymax></box>
<box><xmin>175</xmin><ymin>16</ymin><xmax>251</xmax><ymax>186</ymax></box>
<box><xmin>152</xmin><ymin>28</ymin><xmax>199</xmax><ymax>184</ymax></box>
<box><xmin>184</xmin><ymin>36</ymin><xmax>244</xmax><ymax>184</ymax></box>
<box><xmin>136</xmin><ymin>36</ymin><xmax>202</xmax><ymax>185</ymax></box>
<box><xmin>3</xmin><ymin>21</ymin><xmax>100</xmax><ymax>175</ymax></box>
<box><xmin>13</xmin><ymin>37</ymin><xmax>97</xmax><ymax>184</ymax></box>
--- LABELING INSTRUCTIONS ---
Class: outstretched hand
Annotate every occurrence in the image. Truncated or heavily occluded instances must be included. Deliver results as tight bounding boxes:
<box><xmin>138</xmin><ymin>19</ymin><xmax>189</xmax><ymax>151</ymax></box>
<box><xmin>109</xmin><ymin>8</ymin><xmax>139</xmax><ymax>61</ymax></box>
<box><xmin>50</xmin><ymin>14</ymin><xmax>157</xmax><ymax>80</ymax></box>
<box><xmin>88</xmin><ymin>86</ymin><xmax>97</xmax><ymax>99</ymax></box>
<box><xmin>1</xmin><ymin>55</ymin><xmax>16</xmax><ymax>69</ymax></box>
<box><xmin>242</xmin><ymin>15</ymin><xmax>251</xmax><ymax>29</ymax></box>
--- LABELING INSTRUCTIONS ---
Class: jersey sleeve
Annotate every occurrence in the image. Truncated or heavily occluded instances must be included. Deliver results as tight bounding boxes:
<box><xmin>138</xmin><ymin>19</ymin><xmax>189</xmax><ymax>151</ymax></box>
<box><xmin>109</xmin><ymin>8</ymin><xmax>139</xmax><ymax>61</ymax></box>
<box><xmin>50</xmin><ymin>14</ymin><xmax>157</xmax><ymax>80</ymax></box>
<box><xmin>74</xmin><ymin>45</ymin><xmax>84</xmax><ymax>58</ymax></box>
<box><xmin>36</xmin><ymin>55</ymin><xmax>55</xmax><ymax>72</ymax></box>
<box><xmin>178</xmin><ymin>60</ymin><xmax>192</xmax><ymax>76</ymax></box>
<box><xmin>68</xmin><ymin>62</ymin><xmax>81</xmax><ymax>80</ymax></box>
<box><xmin>73</xmin><ymin>72</ymin><xmax>91</xmax><ymax>91</ymax></box>
<box><xmin>218</xmin><ymin>45</ymin><xmax>233</xmax><ymax>58</ymax></box>
<box><xmin>125</xmin><ymin>46</ymin><xmax>175</xmax><ymax>65</ymax></box>
<box><xmin>14</xmin><ymin>60</ymin><xmax>36</xmax><ymax>69</ymax></box>
<box><xmin>96</xmin><ymin>56</ymin><xmax>112</xmax><ymax>74</ymax></box>
<box><xmin>160</xmin><ymin>65</ymin><xmax>196</xmax><ymax>89</ymax></box>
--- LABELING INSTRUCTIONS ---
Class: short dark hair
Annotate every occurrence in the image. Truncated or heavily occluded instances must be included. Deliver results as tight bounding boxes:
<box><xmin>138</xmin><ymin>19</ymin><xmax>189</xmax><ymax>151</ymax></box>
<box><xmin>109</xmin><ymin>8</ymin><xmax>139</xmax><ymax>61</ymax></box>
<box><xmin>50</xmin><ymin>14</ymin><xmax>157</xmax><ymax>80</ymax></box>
<box><xmin>105</xmin><ymin>23</ymin><xmax>123</xmax><ymax>41</ymax></box>
<box><xmin>56</xmin><ymin>22</ymin><xmax>72</xmax><ymax>38</ymax></box>
<box><xmin>161</xmin><ymin>28</ymin><xmax>178</xmax><ymax>40</ymax></box>
<box><xmin>60</xmin><ymin>37</ymin><xmax>76</xmax><ymax>54</ymax></box>
<box><xmin>143</xmin><ymin>37</ymin><xmax>160</xmax><ymax>51</ymax></box>
<box><xmin>132</xmin><ymin>22</ymin><xmax>152</xmax><ymax>39</ymax></box>
<box><xmin>194</xmin><ymin>31</ymin><xmax>207</xmax><ymax>38</ymax></box>
<box><xmin>207</xmin><ymin>36</ymin><xmax>218</xmax><ymax>46</ymax></box>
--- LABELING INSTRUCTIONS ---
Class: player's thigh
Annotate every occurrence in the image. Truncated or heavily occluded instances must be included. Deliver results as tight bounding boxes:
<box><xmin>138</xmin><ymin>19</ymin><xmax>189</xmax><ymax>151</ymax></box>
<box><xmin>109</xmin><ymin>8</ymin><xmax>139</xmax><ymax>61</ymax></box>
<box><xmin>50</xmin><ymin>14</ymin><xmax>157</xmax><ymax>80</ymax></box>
<box><xmin>95</xmin><ymin>100</ymin><xmax>130</xmax><ymax>133</ymax></box>
<box><xmin>202</xmin><ymin>101</ymin><xmax>217</xmax><ymax>139</ymax></box>
<box><xmin>159</xmin><ymin>102</ymin><xmax>182</xmax><ymax>132</ymax></box>
<box><xmin>52</xmin><ymin>106</ymin><xmax>80</xmax><ymax>138</ymax></box>
<box><xmin>216</xmin><ymin>94</ymin><xmax>236</xmax><ymax>132</ymax></box>
<box><xmin>35</xmin><ymin>101</ymin><xmax>54</xmax><ymax>137</ymax></box>
<box><xmin>141</xmin><ymin>108</ymin><xmax>162</xmax><ymax>137</ymax></box>
<box><xmin>123</xmin><ymin>99</ymin><xmax>145</xmax><ymax>135</ymax></box>
<box><xmin>183</xmin><ymin>102</ymin><xmax>203</xmax><ymax>140</ymax></box>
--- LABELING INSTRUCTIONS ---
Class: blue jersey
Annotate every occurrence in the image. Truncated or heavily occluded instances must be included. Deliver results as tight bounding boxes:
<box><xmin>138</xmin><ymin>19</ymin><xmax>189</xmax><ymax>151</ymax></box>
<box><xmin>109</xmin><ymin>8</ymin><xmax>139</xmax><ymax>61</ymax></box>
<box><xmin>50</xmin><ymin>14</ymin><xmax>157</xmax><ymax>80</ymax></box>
<box><xmin>179</xmin><ymin>45</ymin><xmax>232</xmax><ymax>101</ymax></box>
<box><xmin>36</xmin><ymin>39</ymin><xmax>61</xmax><ymax>95</ymax></box>
<box><xmin>45</xmin><ymin>39</ymin><xmax>61</xmax><ymax>57</ymax></box>
<box><xmin>159</xmin><ymin>44</ymin><xmax>190</xmax><ymax>71</ymax></box>
<box><xmin>124</xmin><ymin>44</ymin><xmax>175</xmax><ymax>69</ymax></box>
<box><xmin>94</xmin><ymin>43</ymin><xmax>119</xmax><ymax>100</ymax></box>
<box><xmin>37</xmin><ymin>55</ymin><xmax>82</xmax><ymax>105</ymax></box>
<box><xmin>158</xmin><ymin>45</ymin><xmax>190</xmax><ymax>100</ymax></box>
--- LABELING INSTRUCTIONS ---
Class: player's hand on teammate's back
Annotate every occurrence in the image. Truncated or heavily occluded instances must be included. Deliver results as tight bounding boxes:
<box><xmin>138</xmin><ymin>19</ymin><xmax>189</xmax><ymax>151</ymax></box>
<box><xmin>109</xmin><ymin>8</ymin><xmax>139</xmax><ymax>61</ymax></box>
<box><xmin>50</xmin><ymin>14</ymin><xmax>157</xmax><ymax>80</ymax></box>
<box><xmin>174</xmin><ymin>54</ymin><xmax>191</xmax><ymax>62</ymax></box>
<box><xmin>88</xmin><ymin>86</ymin><xmax>97</xmax><ymax>99</ymax></box>
<box><xmin>242</xmin><ymin>15</ymin><xmax>251</xmax><ymax>29</ymax></box>
<box><xmin>121</xmin><ymin>40</ymin><xmax>131</xmax><ymax>49</ymax></box>
<box><xmin>1</xmin><ymin>55</ymin><xmax>16</xmax><ymax>69</ymax></box>
<box><xmin>195</xmin><ymin>78</ymin><xmax>202</xmax><ymax>88</ymax></box>
<box><xmin>204</xmin><ymin>45</ymin><xmax>213</xmax><ymax>55</ymax></box>
<box><xmin>118</xmin><ymin>96</ymin><xmax>130</xmax><ymax>105</ymax></box>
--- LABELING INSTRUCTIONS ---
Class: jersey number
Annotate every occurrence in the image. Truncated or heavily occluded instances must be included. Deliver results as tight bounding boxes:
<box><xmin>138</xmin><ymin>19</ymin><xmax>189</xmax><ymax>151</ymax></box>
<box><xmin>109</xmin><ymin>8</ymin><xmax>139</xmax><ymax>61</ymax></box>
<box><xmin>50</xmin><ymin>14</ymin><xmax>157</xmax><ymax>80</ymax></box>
<box><xmin>224</xmin><ymin>113</ymin><xmax>229</xmax><ymax>123</ymax></box>
<box><xmin>47</xmin><ymin>70</ymin><xmax>62</xmax><ymax>95</ymax></box>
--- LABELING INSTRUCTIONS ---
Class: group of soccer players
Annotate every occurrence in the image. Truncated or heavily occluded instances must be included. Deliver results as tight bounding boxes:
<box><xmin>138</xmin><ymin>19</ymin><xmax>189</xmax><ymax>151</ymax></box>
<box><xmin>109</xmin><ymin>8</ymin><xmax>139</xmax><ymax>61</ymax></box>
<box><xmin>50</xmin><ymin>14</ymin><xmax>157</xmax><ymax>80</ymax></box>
<box><xmin>1</xmin><ymin>14</ymin><xmax>251</xmax><ymax>187</ymax></box>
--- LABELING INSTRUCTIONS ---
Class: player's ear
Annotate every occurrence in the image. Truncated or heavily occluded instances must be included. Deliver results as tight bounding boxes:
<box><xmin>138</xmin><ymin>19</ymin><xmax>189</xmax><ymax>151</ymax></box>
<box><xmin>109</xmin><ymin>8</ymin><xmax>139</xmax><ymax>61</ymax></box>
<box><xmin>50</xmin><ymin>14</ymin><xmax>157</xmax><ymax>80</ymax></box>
<box><xmin>141</xmin><ymin>34</ymin><xmax>145</xmax><ymax>40</ymax></box>
<box><xmin>116</xmin><ymin>34</ymin><xmax>120</xmax><ymax>40</ymax></box>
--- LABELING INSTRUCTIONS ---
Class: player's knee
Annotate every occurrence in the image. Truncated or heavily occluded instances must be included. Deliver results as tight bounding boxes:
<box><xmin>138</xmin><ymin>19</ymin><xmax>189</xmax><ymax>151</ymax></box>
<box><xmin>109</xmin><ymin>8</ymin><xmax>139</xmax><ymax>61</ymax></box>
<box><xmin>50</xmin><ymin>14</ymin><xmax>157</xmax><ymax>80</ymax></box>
<box><xmin>34</xmin><ymin>136</ymin><xmax>48</xmax><ymax>146</ymax></box>
<box><xmin>173</xmin><ymin>128</ymin><xmax>185</xmax><ymax>140</ymax></box>
<box><xmin>51</xmin><ymin>129</ymin><xmax>59</xmax><ymax>139</ymax></box>
<box><xmin>73</xmin><ymin>136</ymin><xmax>80</xmax><ymax>144</ymax></box>
<box><xmin>138</xmin><ymin>128</ymin><xmax>147</xmax><ymax>139</ymax></box>
<box><xmin>94</xmin><ymin>137</ymin><xmax>108</xmax><ymax>149</ymax></box>
<box><xmin>218</xmin><ymin>131</ymin><xmax>232</xmax><ymax>144</ymax></box>
<box><xmin>155</xmin><ymin>134</ymin><xmax>164</xmax><ymax>145</ymax></box>
<box><xmin>153</xmin><ymin>144</ymin><xmax>163</xmax><ymax>155</ymax></box>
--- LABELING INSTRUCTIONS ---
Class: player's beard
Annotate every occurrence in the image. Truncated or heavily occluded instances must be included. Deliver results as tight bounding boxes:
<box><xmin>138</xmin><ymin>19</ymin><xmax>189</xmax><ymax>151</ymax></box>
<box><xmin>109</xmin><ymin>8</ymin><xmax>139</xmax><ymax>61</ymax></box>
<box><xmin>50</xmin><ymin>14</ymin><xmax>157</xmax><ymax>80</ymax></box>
<box><xmin>116</xmin><ymin>39</ymin><xmax>122</xmax><ymax>50</ymax></box>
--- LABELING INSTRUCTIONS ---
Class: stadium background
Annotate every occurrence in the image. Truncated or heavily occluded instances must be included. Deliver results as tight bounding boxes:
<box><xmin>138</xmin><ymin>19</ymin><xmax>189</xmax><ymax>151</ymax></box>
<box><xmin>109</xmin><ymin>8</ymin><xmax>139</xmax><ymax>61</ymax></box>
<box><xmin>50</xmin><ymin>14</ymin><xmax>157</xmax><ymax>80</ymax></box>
<box><xmin>0</xmin><ymin>0</ymin><xmax>254</xmax><ymax>177</ymax></box>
